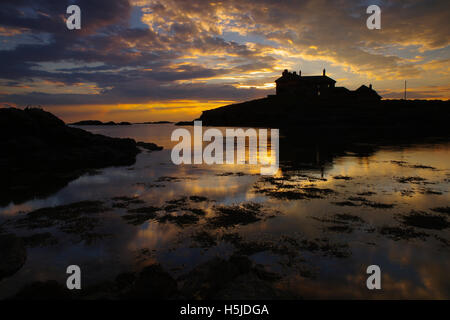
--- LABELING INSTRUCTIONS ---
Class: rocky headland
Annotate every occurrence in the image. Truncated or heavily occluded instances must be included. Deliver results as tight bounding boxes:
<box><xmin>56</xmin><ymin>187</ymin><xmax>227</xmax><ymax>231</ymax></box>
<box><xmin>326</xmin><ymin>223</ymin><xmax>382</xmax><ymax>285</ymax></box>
<box><xmin>0</xmin><ymin>108</ymin><xmax>162</xmax><ymax>206</ymax></box>
<box><xmin>198</xmin><ymin>98</ymin><xmax>450</xmax><ymax>141</ymax></box>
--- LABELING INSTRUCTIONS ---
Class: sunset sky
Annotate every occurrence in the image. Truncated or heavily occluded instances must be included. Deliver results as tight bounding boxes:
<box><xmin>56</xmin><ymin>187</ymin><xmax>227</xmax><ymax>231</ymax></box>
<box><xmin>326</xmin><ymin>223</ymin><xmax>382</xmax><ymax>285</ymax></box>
<box><xmin>0</xmin><ymin>0</ymin><xmax>449</xmax><ymax>122</ymax></box>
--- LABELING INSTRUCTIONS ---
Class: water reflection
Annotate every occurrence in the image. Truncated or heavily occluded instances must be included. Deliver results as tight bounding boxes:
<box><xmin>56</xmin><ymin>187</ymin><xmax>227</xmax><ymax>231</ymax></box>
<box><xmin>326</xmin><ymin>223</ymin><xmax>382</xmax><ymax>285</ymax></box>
<box><xmin>0</xmin><ymin>124</ymin><xmax>449</xmax><ymax>299</ymax></box>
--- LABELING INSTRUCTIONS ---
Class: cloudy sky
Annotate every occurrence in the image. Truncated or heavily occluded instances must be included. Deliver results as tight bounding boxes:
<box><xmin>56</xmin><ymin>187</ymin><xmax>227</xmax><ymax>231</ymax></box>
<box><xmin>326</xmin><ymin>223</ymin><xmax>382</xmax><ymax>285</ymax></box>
<box><xmin>0</xmin><ymin>0</ymin><xmax>448</xmax><ymax>122</ymax></box>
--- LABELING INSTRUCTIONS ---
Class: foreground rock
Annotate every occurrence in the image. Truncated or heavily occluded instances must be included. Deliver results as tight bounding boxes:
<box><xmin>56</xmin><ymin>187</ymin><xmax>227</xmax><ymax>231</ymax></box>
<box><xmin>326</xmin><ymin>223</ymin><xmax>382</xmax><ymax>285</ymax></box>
<box><xmin>10</xmin><ymin>256</ymin><xmax>293</xmax><ymax>300</ymax></box>
<box><xmin>11</xmin><ymin>263</ymin><xmax>180</xmax><ymax>300</ymax></box>
<box><xmin>11</xmin><ymin>281</ymin><xmax>71</xmax><ymax>300</ymax></box>
<box><xmin>178</xmin><ymin>255</ymin><xmax>290</xmax><ymax>299</ymax></box>
<box><xmin>0</xmin><ymin>108</ymin><xmax>161</xmax><ymax>205</ymax></box>
<box><xmin>120</xmin><ymin>264</ymin><xmax>179</xmax><ymax>299</ymax></box>
<box><xmin>0</xmin><ymin>234</ymin><xmax>27</xmax><ymax>281</ymax></box>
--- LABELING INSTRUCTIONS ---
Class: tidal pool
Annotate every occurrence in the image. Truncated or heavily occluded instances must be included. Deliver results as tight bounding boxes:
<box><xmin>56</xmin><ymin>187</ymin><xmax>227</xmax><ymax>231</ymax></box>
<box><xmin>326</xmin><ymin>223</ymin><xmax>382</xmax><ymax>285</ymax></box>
<box><xmin>0</xmin><ymin>124</ymin><xmax>449</xmax><ymax>299</ymax></box>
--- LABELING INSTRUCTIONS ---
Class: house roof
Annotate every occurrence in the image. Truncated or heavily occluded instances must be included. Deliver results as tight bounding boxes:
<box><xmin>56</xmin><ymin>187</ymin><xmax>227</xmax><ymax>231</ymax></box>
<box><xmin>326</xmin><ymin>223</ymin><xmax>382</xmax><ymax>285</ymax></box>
<box><xmin>275</xmin><ymin>74</ymin><xmax>336</xmax><ymax>84</ymax></box>
<box><xmin>333</xmin><ymin>86</ymin><xmax>351</xmax><ymax>93</ymax></box>
<box><xmin>300</xmin><ymin>75</ymin><xmax>336</xmax><ymax>84</ymax></box>
<box><xmin>355</xmin><ymin>85</ymin><xmax>381</xmax><ymax>99</ymax></box>
<box><xmin>355</xmin><ymin>85</ymin><xmax>371</xmax><ymax>92</ymax></box>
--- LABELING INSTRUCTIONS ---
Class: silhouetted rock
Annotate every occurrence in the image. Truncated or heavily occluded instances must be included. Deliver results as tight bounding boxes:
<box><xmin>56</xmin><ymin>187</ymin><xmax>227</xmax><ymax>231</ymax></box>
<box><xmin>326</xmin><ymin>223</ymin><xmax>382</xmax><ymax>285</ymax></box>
<box><xmin>123</xmin><ymin>264</ymin><xmax>179</xmax><ymax>299</ymax></box>
<box><xmin>136</xmin><ymin>141</ymin><xmax>163</xmax><ymax>151</ymax></box>
<box><xmin>178</xmin><ymin>255</ymin><xmax>287</xmax><ymax>299</ymax></box>
<box><xmin>21</xmin><ymin>232</ymin><xmax>58</xmax><ymax>248</ymax></box>
<box><xmin>11</xmin><ymin>280</ymin><xmax>71</xmax><ymax>300</ymax></box>
<box><xmin>7</xmin><ymin>258</ymin><xmax>291</xmax><ymax>300</ymax></box>
<box><xmin>0</xmin><ymin>234</ymin><xmax>27</xmax><ymax>281</ymax></box>
<box><xmin>214</xmin><ymin>273</ymin><xmax>287</xmax><ymax>299</ymax></box>
<box><xmin>179</xmin><ymin>256</ymin><xmax>250</xmax><ymax>299</ymax></box>
<box><xmin>0</xmin><ymin>108</ymin><xmax>161</xmax><ymax>205</ymax></box>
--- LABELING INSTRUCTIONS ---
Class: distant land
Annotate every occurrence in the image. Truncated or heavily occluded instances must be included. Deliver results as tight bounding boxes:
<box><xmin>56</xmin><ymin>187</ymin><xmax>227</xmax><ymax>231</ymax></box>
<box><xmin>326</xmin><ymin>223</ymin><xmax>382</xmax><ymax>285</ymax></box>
<box><xmin>175</xmin><ymin>121</ymin><xmax>195</xmax><ymax>126</ymax></box>
<box><xmin>71</xmin><ymin>120</ymin><xmax>174</xmax><ymax>125</ymax></box>
<box><xmin>71</xmin><ymin>120</ymin><xmax>132</xmax><ymax>126</ymax></box>
<box><xmin>137</xmin><ymin>121</ymin><xmax>174</xmax><ymax>124</ymax></box>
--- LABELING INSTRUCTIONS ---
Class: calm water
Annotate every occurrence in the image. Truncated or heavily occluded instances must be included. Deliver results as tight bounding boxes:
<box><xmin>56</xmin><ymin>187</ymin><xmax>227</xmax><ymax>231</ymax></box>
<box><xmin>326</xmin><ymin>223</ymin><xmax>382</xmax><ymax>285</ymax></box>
<box><xmin>0</xmin><ymin>124</ymin><xmax>449</xmax><ymax>299</ymax></box>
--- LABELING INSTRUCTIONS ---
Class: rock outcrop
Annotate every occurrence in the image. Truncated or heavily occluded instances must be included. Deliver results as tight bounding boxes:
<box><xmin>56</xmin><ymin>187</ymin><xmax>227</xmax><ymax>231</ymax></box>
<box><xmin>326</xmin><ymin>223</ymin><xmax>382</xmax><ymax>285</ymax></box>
<box><xmin>0</xmin><ymin>107</ymin><xmax>160</xmax><ymax>205</ymax></box>
<box><xmin>0</xmin><ymin>234</ymin><xmax>27</xmax><ymax>282</ymax></box>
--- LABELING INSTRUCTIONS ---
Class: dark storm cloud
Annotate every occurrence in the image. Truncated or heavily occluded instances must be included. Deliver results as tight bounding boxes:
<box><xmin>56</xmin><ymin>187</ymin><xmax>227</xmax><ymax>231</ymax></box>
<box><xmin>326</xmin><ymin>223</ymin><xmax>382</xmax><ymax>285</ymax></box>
<box><xmin>0</xmin><ymin>0</ymin><xmax>131</xmax><ymax>34</ymax></box>
<box><xmin>0</xmin><ymin>0</ymin><xmax>134</xmax><ymax>81</ymax></box>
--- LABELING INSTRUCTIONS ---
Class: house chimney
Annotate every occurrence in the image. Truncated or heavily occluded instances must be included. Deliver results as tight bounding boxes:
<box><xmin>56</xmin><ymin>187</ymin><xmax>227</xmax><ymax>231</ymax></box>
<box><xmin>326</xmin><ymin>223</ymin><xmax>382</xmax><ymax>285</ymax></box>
<box><xmin>299</xmin><ymin>70</ymin><xmax>301</xmax><ymax>77</ymax></box>
<box><xmin>369</xmin><ymin>84</ymin><xmax>372</xmax><ymax>90</ymax></box>
<box><xmin>323</xmin><ymin>69</ymin><xmax>326</xmax><ymax>76</ymax></box>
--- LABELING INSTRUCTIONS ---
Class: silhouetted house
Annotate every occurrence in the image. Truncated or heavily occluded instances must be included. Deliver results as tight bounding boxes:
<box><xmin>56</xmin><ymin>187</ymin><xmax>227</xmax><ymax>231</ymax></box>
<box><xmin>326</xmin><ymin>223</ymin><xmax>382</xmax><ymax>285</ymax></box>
<box><xmin>332</xmin><ymin>87</ymin><xmax>352</xmax><ymax>99</ymax></box>
<box><xmin>276</xmin><ymin>69</ymin><xmax>336</xmax><ymax>97</ymax></box>
<box><xmin>275</xmin><ymin>69</ymin><xmax>381</xmax><ymax>102</ymax></box>
<box><xmin>354</xmin><ymin>84</ymin><xmax>381</xmax><ymax>101</ymax></box>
